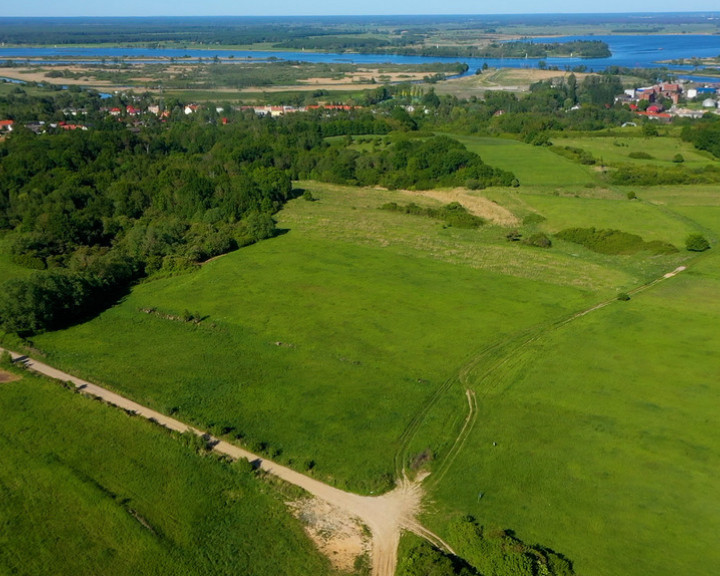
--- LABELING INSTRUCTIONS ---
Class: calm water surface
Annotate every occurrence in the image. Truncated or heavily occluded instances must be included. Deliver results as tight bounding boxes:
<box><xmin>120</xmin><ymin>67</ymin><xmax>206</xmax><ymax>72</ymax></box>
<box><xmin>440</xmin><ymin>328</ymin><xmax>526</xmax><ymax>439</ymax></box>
<box><xmin>1</xmin><ymin>34</ymin><xmax>719</xmax><ymax>75</ymax></box>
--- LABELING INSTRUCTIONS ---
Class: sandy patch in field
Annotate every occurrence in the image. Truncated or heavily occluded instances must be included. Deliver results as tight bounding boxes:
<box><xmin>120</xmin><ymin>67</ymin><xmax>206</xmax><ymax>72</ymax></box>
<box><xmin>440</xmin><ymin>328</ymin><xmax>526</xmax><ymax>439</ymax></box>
<box><xmin>289</xmin><ymin>497</ymin><xmax>370</xmax><ymax>572</ymax></box>
<box><xmin>0</xmin><ymin>370</ymin><xmax>21</xmax><ymax>383</ymax></box>
<box><xmin>0</xmin><ymin>67</ymin><xmax>115</xmax><ymax>86</ymax></box>
<box><xmin>400</xmin><ymin>188</ymin><xmax>520</xmax><ymax>226</ymax></box>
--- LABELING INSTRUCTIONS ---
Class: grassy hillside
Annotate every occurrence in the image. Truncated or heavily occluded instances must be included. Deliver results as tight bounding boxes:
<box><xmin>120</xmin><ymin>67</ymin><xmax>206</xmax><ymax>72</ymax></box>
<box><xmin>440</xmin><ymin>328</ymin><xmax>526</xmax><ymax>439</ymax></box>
<box><xmin>14</xmin><ymin>167</ymin><xmax>713</xmax><ymax>576</ymax></box>
<box><xmin>551</xmin><ymin>134</ymin><xmax>714</xmax><ymax>169</ymax></box>
<box><xmin>0</xmin><ymin>370</ymin><xmax>336</xmax><ymax>576</ymax></box>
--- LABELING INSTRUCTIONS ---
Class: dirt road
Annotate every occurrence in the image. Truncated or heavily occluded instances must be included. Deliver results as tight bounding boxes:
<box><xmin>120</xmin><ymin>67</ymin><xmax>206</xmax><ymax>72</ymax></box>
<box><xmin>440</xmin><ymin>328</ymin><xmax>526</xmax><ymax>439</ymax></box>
<box><xmin>0</xmin><ymin>346</ymin><xmax>451</xmax><ymax>576</ymax></box>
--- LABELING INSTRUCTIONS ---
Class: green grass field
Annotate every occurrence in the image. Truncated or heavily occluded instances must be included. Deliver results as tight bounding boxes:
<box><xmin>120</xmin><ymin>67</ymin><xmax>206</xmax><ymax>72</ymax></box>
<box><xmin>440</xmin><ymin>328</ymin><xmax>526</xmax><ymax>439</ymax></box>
<box><xmin>551</xmin><ymin>134</ymin><xmax>715</xmax><ymax>169</ymax></box>
<box><xmin>449</xmin><ymin>135</ymin><xmax>597</xmax><ymax>188</ymax></box>
<box><xmin>0</xmin><ymin>370</ymin><xmax>336</xmax><ymax>576</ymax></box>
<box><xmin>426</xmin><ymin>245</ymin><xmax>720</xmax><ymax>576</ymax></box>
<box><xmin>9</xmin><ymin>154</ymin><xmax>716</xmax><ymax>576</ymax></box>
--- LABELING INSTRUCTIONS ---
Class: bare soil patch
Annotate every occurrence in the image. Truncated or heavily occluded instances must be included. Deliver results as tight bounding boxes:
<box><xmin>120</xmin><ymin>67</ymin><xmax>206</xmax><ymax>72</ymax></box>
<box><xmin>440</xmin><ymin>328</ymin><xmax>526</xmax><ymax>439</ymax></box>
<box><xmin>400</xmin><ymin>188</ymin><xmax>520</xmax><ymax>226</ymax></box>
<box><xmin>289</xmin><ymin>498</ymin><xmax>370</xmax><ymax>572</ymax></box>
<box><xmin>0</xmin><ymin>370</ymin><xmax>21</xmax><ymax>383</ymax></box>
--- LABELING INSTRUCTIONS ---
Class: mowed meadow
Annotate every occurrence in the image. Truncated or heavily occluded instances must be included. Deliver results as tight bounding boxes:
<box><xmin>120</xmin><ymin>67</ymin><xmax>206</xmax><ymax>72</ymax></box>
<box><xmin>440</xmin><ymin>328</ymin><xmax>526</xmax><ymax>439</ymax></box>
<box><xmin>21</xmin><ymin>132</ymin><xmax>718</xmax><ymax>576</ymax></box>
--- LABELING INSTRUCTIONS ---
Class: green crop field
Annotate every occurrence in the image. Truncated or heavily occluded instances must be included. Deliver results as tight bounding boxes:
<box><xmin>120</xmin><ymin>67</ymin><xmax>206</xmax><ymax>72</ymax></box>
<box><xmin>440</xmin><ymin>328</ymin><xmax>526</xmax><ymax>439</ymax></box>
<box><xmin>11</xmin><ymin>168</ymin><xmax>715</xmax><ymax>575</ymax></box>
<box><xmin>0</xmin><ymin>370</ymin><xmax>336</xmax><ymax>576</ymax></box>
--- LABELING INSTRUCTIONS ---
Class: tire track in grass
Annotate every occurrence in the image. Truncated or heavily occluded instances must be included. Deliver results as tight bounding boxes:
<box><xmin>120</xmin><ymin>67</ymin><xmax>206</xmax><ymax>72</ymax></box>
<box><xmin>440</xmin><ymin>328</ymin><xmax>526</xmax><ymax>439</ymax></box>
<box><xmin>399</xmin><ymin>265</ymin><xmax>689</xmax><ymax>485</ymax></box>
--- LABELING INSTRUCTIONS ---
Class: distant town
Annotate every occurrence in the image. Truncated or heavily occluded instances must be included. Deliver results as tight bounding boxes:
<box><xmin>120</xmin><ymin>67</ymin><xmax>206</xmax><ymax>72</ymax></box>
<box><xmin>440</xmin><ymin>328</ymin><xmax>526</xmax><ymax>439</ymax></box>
<box><xmin>1</xmin><ymin>78</ymin><xmax>718</xmax><ymax>136</ymax></box>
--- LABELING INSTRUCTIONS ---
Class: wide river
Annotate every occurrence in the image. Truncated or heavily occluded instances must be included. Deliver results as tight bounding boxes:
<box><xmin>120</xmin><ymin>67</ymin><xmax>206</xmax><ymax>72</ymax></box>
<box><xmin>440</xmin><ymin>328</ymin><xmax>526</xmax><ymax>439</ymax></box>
<box><xmin>1</xmin><ymin>34</ymin><xmax>719</xmax><ymax>76</ymax></box>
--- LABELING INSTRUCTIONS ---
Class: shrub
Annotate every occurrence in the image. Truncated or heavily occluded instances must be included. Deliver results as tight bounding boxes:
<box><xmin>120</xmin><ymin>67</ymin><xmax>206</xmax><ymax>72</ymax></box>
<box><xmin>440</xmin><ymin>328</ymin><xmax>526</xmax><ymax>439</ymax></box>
<box><xmin>629</xmin><ymin>151</ymin><xmax>654</xmax><ymax>159</ymax></box>
<box><xmin>522</xmin><ymin>213</ymin><xmax>546</xmax><ymax>225</ymax></box>
<box><xmin>551</xmin><ymin>145</ymin><xmax>596</xmax><ymax>165</ymax></box>
<box><xmin>609</xmin><ymin>164</ymin><xmax>720</xmax><ymax>185</ymax></box>
<box><xmin>626</xmin><ymin>191</ymin><xmax>637</xmax><ymax>200</ymax></box>
<box><xmin>685</xmin><ymin>234</ymin><xmax>710</xmax><ymax>252</ymax></box>
<box><xmin>465</xmin><ymin>178</ymin><xmax>482</xmax><ymax>190</ymax></box>
<box><xmin>0</xmin><ymin>350</ymin><xmax>13</xmax><ymax>367</ymax></box>
<box><xmin>524</xmin><ymin>233</ymin><xmax>552</xmax><ymax>248</ymax></box>
<box><xmin>302</xmin><ymin>190</ymin><xmax>316</xmax><ymax>202</ymax></box>
<box><xmin>673</xmin><ymin>153</ymin><xmax>685</xmax><ymax>163</ymax></box>
<box><xmin>447</xmin><ymin>516</ymin><xmax>575</xmax><ymax>576</ymax></box>
<box><xmin>617</xmin><ymin>292</ymin><xmax>631</xmax><ymax>301</ymax></box>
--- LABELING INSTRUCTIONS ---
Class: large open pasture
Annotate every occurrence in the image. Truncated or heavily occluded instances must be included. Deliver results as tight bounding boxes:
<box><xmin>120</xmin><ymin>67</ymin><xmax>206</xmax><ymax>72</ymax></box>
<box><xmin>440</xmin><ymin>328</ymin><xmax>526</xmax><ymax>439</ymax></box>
<box><xmin>0</xmin><ymin>370</ymin><xmax>336</xmax><ymax>576</ymax></box>
<box><xmin>21</xmin><ymin>168</ymin><xmax>714</xmax><ymax>575</ymax></box>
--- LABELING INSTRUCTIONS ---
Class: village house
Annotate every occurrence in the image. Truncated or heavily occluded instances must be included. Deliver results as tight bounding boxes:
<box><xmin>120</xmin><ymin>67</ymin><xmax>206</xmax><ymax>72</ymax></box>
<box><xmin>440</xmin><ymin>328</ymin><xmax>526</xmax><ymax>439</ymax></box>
<box><xmin>0</xmin><ymin>119</ymin><xmax>14</xmax><ymax>132</ymax></box>
<box><xmin>635</xmin><ymin>83</ymin><xmax>682</xmax><ymax>104</ymax></box>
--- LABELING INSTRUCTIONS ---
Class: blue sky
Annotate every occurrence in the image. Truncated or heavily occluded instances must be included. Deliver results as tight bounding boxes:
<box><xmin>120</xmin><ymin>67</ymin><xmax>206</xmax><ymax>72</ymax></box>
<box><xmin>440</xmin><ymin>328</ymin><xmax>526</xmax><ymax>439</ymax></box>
<box><xmin>2</xmin><ymin>2</ymin><xmax>720</xmax><ymax>17</ymax></box>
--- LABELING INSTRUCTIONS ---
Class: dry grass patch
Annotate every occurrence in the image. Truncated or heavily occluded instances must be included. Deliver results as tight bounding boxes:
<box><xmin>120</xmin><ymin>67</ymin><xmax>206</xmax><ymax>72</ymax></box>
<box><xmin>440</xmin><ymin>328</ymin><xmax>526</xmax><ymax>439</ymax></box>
<box><xmin>400</xmin><ymin>188</ymin><xmax>521</xmax><ymax>226</ymax></box>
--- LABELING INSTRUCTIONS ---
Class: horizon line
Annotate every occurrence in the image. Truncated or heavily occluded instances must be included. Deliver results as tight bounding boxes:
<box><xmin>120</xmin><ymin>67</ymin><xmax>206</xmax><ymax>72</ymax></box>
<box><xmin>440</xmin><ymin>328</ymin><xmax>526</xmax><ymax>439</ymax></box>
<box><xmin>2</xmin><ymin>10</ymin><xmax>720</xmax><ymax>18</ymax></box>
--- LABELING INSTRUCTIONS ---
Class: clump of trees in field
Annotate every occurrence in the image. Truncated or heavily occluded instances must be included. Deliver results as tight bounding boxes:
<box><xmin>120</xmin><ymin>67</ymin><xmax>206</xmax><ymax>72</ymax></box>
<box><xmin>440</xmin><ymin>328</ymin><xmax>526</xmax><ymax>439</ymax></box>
<box><xmin>682</xmin><ymin>116</ymin><xmax>720</xmax><ymax>159</ymax></box>
<box><xmin>294</xmin><ymin>135</ymin><xmax>516</xmax><ymax>189</ymax></box>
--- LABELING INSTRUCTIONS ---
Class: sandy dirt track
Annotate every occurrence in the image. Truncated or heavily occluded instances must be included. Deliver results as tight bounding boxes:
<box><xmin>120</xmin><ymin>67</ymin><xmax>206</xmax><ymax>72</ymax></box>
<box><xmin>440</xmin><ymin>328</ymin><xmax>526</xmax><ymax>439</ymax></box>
<box><xmin>0</xmin><ymin>346</ymin><xmax>451</xmax><ymax>576</ymax></box>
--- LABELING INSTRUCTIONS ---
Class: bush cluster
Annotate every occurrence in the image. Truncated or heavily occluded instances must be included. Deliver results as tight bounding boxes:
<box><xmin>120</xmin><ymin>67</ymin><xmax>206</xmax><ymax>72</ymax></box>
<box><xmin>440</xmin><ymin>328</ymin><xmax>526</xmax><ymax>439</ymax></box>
<box><xmin>551</xmin><ymin>145</ymin><xmax>596</xmax><ymax>165</ymax></box>
<box><xmin>445</xmin><ymin>516</ymin><xmax>575</xmax><ymax>576</ymax></box>
<box><xmin>555</xmin><ymin>227</ymin><xmax>677</xmax><ymax>255</ymax></box>
<box><xmin>381</xmin><ymin>201</ymin><xmax>484</xmax><ymax>229</ymax></box>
